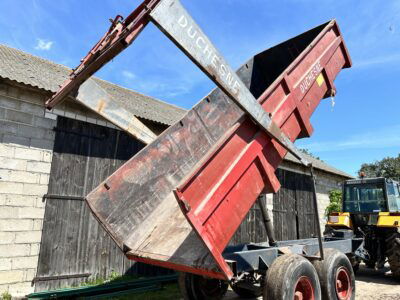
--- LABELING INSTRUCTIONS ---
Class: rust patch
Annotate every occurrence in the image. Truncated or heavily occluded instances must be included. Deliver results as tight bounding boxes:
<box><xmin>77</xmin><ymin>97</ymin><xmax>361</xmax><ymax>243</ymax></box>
<box><xmin>96</xmin><ymin>99</ymin><xmax>107</xmax><ymax>113</ymax></box>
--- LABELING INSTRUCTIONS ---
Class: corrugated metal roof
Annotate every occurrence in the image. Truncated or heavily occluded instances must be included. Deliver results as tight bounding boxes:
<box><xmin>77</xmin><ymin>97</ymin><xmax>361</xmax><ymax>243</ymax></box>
<box><xmin>284</xmin><ymin>152</ymin><xmax>353</xmax><ymax>179</ymax></box>
<box><xmin>0</xmin><ymin>44</ymin><xmax>186</xmax><ymax>125</ymax></box>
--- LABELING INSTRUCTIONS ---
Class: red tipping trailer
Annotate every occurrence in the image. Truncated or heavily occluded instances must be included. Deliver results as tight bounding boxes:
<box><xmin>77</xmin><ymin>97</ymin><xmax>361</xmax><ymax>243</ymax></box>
<box><xmin>46</xmin><ymin>1</ymin><xmax>353</xmax><ymax>299</ymax></box>
<box><xmin>85</xmin><ymin>19</ymin><xmax>351</xmax><ymax>280</ymax></box>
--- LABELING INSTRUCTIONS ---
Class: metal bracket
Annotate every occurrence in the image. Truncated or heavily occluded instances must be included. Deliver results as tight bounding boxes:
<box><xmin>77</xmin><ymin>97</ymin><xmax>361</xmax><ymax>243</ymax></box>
<box><xmin>43</xmin><ymin>194</ymin><xmax>85</xmax><ymax>201</ymax></box>
<box><xmin>32</xmin><ymin>273</ymin><xmax>91</xmax><ymax>283</ymax></box>
<box><xmin>309</xmin><ymin>165</ymin><xmax>324</xmax><ymax>260</ymax></box>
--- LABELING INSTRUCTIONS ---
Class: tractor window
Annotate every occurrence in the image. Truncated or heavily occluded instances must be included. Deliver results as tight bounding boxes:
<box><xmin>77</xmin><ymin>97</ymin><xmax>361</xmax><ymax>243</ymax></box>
<box><xmin>343</xmin><ymin>183</ymin><xmax>386</xmax><ymax>213</ymax></box>
<box><xmin>387</xmin><ymin>183</ymin><xmax>400</xmax><ymax>212</ymax></box>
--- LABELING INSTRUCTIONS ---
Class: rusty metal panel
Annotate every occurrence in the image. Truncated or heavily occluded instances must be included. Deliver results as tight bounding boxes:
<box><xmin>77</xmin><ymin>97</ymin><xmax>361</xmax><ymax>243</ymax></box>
<box><xmin>45</xmin><ymin>0</ymin><xmax>162</xmax><ymax>110</ymax></box>
<box><xmin>150</xmin><ymin>0</ymin><xmax>308</xmax><ymax>165</ymax></box>
<box><xmin>86</xmin><ymin>20</ymin><xmax>351</xmax><ymax>280</ymax></box>
<box><xmin>76</xmin><ymin>79</ymin><xmax>157</xmax><ymax>144</ymax></box>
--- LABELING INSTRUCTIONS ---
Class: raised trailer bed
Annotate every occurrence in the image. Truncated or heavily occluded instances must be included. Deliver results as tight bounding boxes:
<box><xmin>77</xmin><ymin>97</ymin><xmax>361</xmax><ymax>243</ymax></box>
<box><xmin>45</xmin><ymin>1</ymin><xmax>353</xmax><ymax>299</ymax></box>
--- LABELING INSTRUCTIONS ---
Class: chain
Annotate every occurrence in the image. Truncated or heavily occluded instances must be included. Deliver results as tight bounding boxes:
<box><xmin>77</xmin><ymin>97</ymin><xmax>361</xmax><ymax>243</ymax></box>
<box><xmin>330</xmin><ymin>89</ymin><xmax>336</xmax><ymax>110</ymax></box>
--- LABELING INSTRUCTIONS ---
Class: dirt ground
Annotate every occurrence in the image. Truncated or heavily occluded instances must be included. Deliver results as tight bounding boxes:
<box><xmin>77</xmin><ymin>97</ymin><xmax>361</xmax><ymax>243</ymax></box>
<box><xmin>353</xmin><ymin>264</ymin><xmax>400</xmax><ymax>300</ymax></box>
<box><xmin>224</xmin><ymin>264</ymin><xmax>400</xmax><ymax>300</ymax></box>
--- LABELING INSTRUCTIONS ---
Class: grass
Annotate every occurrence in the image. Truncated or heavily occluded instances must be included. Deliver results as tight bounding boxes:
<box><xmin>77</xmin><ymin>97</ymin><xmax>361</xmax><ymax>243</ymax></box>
<box><xmin>75</xmin><ymin>272</ymin><xmax>182</xmax><ymax>299</ymax></box>
<box><xmin>110</xmin><ymin>283</ymin><xmax>182</xmax><ymax>300</ymax></box>
<box><xmin>78</xmin><ymin>272</ymin><xmax>139</xmax><ymax>287</ymax></box>
<box><xmin>43</xmin><ymin>272</ymin><xmax>181</xmax><ymax>299</ymax></box>
<box><xmin>1</xmin><ymin>291</ymin><xmax>11</xmax><ymax>300</ymax></box>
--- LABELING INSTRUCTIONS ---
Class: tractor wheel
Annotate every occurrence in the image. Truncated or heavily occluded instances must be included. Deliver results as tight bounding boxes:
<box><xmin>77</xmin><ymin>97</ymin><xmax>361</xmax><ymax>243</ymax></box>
<box><xmin>263</xmin><ymin>254</ymin><xmax>321</xmax><ymax>300</ymax></box>
<box><xmin>312</xmin><ymin>248</ymin><xmax>355</xmax><ymax>300</ymax></box>
<box><xmin>178</xmin><ymin>272</ymin><xmax>228</xmax><ymax>300</ymax></box>
<box><xmin>385</xmin><ymin>230</ymin><xmax>400</xmax><ymax>280</ymax></box>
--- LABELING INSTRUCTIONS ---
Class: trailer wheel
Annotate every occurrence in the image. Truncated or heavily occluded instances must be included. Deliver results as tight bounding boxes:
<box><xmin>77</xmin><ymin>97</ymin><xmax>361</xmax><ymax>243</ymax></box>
<box><xmin>178</xmin><ymin>272</ymin><xmax>228</xmax><ymax>300</ymax></box>
<box><xmin>263</xmin><ymin>254</ymin><xmax>321</xmax><ymax>300</ymax></box>
<box><xmin>312</xmin><ymin>248</ymin><xmax>355</xmax><ymax>300</ymax></box>
<box><xmin>385</xmin><ymin>230</ymin><xmax>400</xmax><ymax>280</ymax></box>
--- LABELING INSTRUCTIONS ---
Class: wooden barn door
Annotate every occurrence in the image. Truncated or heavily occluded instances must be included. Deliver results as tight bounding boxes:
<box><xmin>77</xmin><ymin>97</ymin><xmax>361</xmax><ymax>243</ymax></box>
<box><xmin>273</xmin><ymin>169</ymin><xmax>317</xmax><ymax>241</ymax></box>
<box><xmin>35</xmin><ymin>117</ymin><xmax>167</xmax><ymax>291</ymax></box>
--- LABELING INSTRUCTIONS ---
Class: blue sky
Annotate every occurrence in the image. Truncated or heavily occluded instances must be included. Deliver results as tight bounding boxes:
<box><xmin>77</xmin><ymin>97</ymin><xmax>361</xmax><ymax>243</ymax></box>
<box><xmin>0</xmin><ymin>0</ymin><xmax>399</xmax><ymax>176</ymax></box>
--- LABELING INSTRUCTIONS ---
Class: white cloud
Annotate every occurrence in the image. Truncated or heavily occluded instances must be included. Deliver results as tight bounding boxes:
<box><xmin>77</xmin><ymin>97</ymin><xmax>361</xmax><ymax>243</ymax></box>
<box><xmin>120</xmin><ymin>69</ymin><xmax>194</xmax><ymax>101</ymax></box>
<box><xmin>354</xmin><ymin>54</ymin><xmax>400</xmax><ymax>69</ymax></box>
<box><xmin>122</xmin><ymin>70</ymin><xmax>136</xmax><ymax>79</ymax></box>
<box><xmin>298</xmin><ymin>125</ymin><xmax>400</xmax><ymax>153</ymax></box>
<box><xmin>35</xmin><ymin>39</ymin><xmax>53</xmax><ymax>51</ymax></box>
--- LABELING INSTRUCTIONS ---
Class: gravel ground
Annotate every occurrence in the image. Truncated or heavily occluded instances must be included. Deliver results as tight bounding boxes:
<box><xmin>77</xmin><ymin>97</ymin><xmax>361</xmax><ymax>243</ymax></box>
<box><xmin>224</xmin><ymin>264</ymin><xmax>400</xmax><ymax>300</ymax></box>
<box><xmin>354</xmin><ymin>264</ymin><xmax>400</xmax><ymax>300</ymax></box>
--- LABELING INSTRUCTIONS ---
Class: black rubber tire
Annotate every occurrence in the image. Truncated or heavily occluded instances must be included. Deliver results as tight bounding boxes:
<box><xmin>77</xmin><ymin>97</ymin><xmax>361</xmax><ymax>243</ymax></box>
<box><xmin>178</xmin><ymin>272</ymin><xmax>228</xmax><ymax>300</ymax></box>
<box><xmin>312</xmin><ymin>248</ymin><xmax>355</xmax><ymax>300</ymax></box>
<box><xmin>263</xmin><ymin>254</ymin><xmax>321</xmax><ymax>300</ymax></box>
<box><xmin>385</xmin><ymin>230</ymin><xmax>400</xmax><ymax>280</ymax></box>
<box><xmin>231</xmin><ymin>284</ymin><xmax>262</xmax><ymax>298</ymax></box>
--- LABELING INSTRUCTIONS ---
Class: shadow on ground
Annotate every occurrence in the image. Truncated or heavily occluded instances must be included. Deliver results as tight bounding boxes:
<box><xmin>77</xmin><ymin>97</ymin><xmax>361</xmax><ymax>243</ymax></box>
<box><xmin>355</xmin><ymin>264</ymin><xmax>398</xmax><ymax>285</ymax></box>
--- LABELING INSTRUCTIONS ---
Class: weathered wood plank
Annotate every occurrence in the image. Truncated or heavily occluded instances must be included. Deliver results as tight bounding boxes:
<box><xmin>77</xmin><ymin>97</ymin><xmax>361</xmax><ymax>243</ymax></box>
<box><xmin>35</xmin><ymin>117</ymin><xmax>157</xmax><ymax>291</ymax></box>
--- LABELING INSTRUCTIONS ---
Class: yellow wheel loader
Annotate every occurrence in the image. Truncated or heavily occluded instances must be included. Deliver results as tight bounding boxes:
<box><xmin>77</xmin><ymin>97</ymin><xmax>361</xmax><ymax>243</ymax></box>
<box><xmin>326</xmin><ymin>177</ymin><xmax>400</xmax><ymax>278</ymax></box>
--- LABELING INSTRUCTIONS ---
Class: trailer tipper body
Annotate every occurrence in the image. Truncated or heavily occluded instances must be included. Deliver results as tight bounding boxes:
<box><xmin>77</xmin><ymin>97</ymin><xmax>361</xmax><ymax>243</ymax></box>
<box><xmin>84</xmin><ymin>20</ymin><xmax>351</xmax><ymax>281</ymax></box>
<box><xmin>46</xmin><ymin>1</ymin><xmax>354</xmax><ymax>298</ymax></box>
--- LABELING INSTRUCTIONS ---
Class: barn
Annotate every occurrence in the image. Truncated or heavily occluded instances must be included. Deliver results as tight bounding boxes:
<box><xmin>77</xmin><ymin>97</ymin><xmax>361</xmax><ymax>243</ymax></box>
<box><xmin>0</xmin><ymin>44</ymin><xmax>352</xmax><ymax>297</ymax></box>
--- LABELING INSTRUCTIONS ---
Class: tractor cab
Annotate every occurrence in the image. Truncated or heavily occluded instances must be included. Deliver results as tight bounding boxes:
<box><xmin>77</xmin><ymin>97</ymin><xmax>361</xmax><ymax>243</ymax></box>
<box><xmin>326</xmin><ymin>177</ymin><xmax>400</xmax><ymax>274</ymax></box>
<box><xmin>342</xmin><ymin>177</ymin><xmax>400</xmax><ymax>214</ymax></box>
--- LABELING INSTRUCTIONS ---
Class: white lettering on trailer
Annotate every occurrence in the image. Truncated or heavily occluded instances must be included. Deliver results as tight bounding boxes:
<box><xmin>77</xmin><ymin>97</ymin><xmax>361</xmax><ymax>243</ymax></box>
<box><xmin>178</xmin><ymin>15</ymin><xmax>240</xmax><ymax>94</ymax></box>
<box><xmin>300</xmin><ymin>61</ymin><xmax>322</xmax><ymax>94</ymax></box>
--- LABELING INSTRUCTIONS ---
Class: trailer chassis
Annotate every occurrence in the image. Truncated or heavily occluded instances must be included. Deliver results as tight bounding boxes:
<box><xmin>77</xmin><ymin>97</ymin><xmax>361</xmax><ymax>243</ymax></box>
<box><xmin>224</xmin><ymin>237</ymin><xmax>363</xmax><ymax>278</ymax></box>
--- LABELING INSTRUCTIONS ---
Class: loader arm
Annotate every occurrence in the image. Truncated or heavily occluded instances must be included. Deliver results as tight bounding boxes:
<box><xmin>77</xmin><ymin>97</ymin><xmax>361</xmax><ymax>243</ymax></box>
<box><xmin>45</xmin><ymin>0</ymin><xmax>307</xmax><ymax>164</ymax></box>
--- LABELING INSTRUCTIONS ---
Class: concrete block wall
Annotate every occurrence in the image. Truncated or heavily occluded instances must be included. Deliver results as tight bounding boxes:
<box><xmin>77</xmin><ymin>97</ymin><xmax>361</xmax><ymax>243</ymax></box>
<box><xmin>314</xmin><ymin>170</ymin><xmax>345</xmax><ymax>231</ymax></box>
<box><xmin>0</xmin><ymin>82</ymin><xmax>117</xmax><ymax>298</ymax></box>
<box><xmin>0</xmin><ymin>84</ymin><xmax>55</xmax><ymax>297</ymax></box>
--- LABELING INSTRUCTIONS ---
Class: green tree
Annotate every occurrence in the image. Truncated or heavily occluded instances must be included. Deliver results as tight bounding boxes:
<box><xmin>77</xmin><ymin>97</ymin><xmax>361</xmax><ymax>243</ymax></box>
<box><xmin>359</xmin><ymin>154</ymin><xmax>400</xmax><ymax>180</ymax></box>
<box><xmin>325</xmin><ymin>189</ymin><xmax>342</xmax><ymax>217</ymax></box>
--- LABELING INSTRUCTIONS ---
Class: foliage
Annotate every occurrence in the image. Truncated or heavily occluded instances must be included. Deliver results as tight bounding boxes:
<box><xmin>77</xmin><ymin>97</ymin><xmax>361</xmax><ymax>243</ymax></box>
<box><xmin>325</xmin><ymin>189</ymin><xmax>342</xmax><ymax>217</ymax></box>
<box><xmin>359</xmin><ymin>154</ymin><xmax>400</xmax><ymax>180</ymax></box>
<box><xmin>1</xmin><ymin>291</ymin><xmax>11</xmax><ymax>300</ymax></box>
<box><xmin>78</xmin><ymin>272</ymin><xmax>138</xmax><ymax>287</ymax></box>
<box><xmin>299</xmin><ymin>148</ymin><xmax>322</xmax><ymax>161</ymax></box>
<box><xmin>60</xmin><ymin>272</ymin><xmax>178</xmax><ymax>299</ymax></box>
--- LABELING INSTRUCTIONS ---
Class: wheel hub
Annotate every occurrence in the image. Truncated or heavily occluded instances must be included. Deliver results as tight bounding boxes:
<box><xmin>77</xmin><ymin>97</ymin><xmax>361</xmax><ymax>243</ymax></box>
<box><xmin>335</xmin><ymin>266</ymin><xmax>352</xmax><ymax>300</ymax></box>
<box><xmin>294</xmin><ymin>276</ymin><xmax>314</xmax><ymax>300</ymax></box>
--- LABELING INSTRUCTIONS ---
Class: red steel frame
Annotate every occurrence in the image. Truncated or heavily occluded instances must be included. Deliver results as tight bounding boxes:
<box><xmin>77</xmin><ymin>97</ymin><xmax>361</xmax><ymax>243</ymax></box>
<box><xmin>172</xmin><ymin>22</ymin><xmax>351</xmax><ymax>279</ymax></box>
<box><xmin>45</xmin><ymin>0</ymin><xmax>162</xmax><ymax>109</ymax></box>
